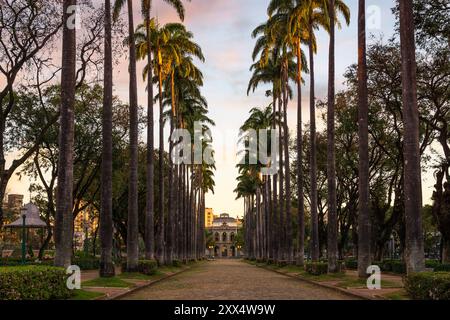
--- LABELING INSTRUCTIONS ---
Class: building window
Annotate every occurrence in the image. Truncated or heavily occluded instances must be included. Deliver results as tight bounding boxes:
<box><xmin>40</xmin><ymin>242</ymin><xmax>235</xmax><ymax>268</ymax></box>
<box><xmin>230</xmin><ymin>232</ymin><xmax>235</xmax><ymax>242</ymax></box>
<box><xmin>215</xmin><ymin>232</ymin><xmax>219</xmax><ymax>242</ymax></box>
<box><xmin>222</xmin><ymin>232</ymin><xmax>227</xmax><ymax>242</ymax></box>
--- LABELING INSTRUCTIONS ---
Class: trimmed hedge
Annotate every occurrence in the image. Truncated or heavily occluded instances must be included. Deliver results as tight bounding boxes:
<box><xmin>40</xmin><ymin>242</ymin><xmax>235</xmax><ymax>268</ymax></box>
<box><xmin>381</xmin><ymin>260</ymin><xmax>406</xmax><ymax>274</ymax></box>
<box><xmin>425</xmin><ymin>260</ymin><xmax>441</xmax><ymax>269</ymax></box>
<box><xmin>138</xmin><ymin>260</ymin><xmax>158</xmax><ymax>275</ymax></box>
<box><xmin>277</xmin><ymin>260</ymin><xmax>288</xmax><ymax>268</ymax></box>
<box><xmin>172</xmin><ymin>259</ymin><xmax>182</xmax><ymax>268</ymax></box>
<box><xmin>0</xmin><ymin>258</ymin><xmax>54</xmax><ymax>267</ymax></box>
<box><xmin>434</xmin><ymin>264</ymin><xmax>450</xmax><ymax>272</ymax></box>
<box><xmin>305</xmin><ymin>262</ymin><xmax>328</xmax><ymax>275</ymax></box>
<box><xmin>345</xmin><ymin>259</ymin><xmax>358</xmax><ymax>270</ymax></box>
<box><xmin>0</xmin><ymin>265</ymin><xmax>71</xmax><ymax>300</ymax></box>
<box><xmin>405</xmin><ymin>272</ymin><xmax>450</xmax><ymax>300</ymax></box>
<box><xmin>72</xmin><ymin>257</ymin><xmax>100</xmax><ymax>270</ymax></box>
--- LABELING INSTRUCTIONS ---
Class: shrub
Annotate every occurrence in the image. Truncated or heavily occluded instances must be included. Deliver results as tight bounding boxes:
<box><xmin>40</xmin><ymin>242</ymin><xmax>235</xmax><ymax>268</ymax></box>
<box><xmin>382</xmin><ymin>260</ymin><xmax>406</xmax><ymax>274</ymax></box>
<box><xmin>345</xmin><ymin>259</ymin><xmax>358</xmax><ymax>270</ymax></box>
<box><xmin>277</xmin><ymin>260</ymin><xmax>288</xmax><ymax>268</ymax></box>
<box><xmin>405</xmin><ymin>272</ymin><xmax>450</xmax><ymax>300</ymax></box>
<box><xmin>425</xmin><ymin>260</ymin><xmax>441</xmax><ymax>269</ymax></box>
<box><xmin>0</xmin><ymin>258</ymin><xmax>54</xmax><ymax>267</ymax></box>
<box><xmin>0</xmin><ymin>265</ymin><xmax>71</xmax><ymax>300</ymax></box>
<box><xmin>172</xmin><ymin>259</ymin><xmax>182</xmax><ymax>268</ymax></box>
<box><xmin>305</xmin><ymin>262</ymin><xmax>328</xmax><ymax>275</ymax></box>
<box><xmin>72</xmin><ymin>256</ymin><xmax>100</xmax><ymax>270</ymax></box>
<box><xmin>434</xmin><ymin>264</ymin><xmax>450</xmax><ymax>272</ymax></box>
<box><xmin>138</xmin><ymin>260</ymin><xmax>158</xmax><ymax>275</ymax></box>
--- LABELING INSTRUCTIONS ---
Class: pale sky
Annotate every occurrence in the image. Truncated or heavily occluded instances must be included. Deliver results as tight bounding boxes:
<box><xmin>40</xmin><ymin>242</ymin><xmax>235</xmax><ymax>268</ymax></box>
<box><xmin>6</xmin><ymin>0</ymin><xmax>436</xmax><ymax>218</ymax></box>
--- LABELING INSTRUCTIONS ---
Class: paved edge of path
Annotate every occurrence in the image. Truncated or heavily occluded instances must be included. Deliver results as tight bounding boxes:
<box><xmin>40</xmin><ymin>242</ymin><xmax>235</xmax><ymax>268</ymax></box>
<box><xmin>251</xmin><ymin>263</ymin><xmax>372</xmax><ymax>300</ymax></box>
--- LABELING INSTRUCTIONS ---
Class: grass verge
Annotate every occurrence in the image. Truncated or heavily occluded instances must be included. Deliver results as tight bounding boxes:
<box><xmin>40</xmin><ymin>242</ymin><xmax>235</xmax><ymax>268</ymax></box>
<box><xmin>82</xmin><ymin>276</ymin><xmax>134</xmax><ymax>288</ymax></box>
<box><xmin>70</xmin><ymin>289</ymin><xmax>105</xmax><ymax>300</ymax></box>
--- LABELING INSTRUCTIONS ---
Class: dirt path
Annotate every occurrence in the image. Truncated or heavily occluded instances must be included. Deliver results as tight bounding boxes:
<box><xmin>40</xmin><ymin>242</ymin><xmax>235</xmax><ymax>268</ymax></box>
<box><xmin>121</xmin><ymin>259</ymin><xmax>357</xmax><ymax>300</ymax></box>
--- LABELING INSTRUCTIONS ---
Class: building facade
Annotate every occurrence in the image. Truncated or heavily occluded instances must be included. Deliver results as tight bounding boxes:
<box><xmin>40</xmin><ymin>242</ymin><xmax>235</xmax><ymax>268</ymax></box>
<box><xmin>206</xmin><ymin>213</ymin><xmax>242</xmax><ymax>258</ymax></box>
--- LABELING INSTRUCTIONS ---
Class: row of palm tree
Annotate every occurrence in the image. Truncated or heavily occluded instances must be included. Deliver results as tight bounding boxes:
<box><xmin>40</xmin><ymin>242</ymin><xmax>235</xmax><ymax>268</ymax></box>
<box><xmin>54</xmin><ymin>0</ymin><xmax>215</xmax><ymax>275</ymax></box>
<box><xmin>240</xmin><ymin>0</ymin><xmax>425</xmax><ymax>276</ymax></box>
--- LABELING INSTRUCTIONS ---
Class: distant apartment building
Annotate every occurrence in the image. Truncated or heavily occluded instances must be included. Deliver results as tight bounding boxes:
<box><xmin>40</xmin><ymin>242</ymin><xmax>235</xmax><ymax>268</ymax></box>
<box><xmin>2</xmin><ymin>194</ymin><xmax>24</xmax><ymax>212</ymax></box>
<box><xmin>8</xmin><ymin>194</ymin><xmax>24</xmax><ymax>211</ymax></box>
<box><xmin>205</xmin><ymin>207</ymin><xmax>216</xmax><ymax>228</ymax></box>
<box><xmin>1</xmin><ymin>194</ymin><xmax>24</xmax><ymax>227</ymax></box>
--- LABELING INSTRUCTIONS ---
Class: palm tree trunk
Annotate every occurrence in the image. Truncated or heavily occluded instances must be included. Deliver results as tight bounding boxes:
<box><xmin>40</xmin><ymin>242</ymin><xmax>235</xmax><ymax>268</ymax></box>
<box><xmin>282</xmin><ymin>60</ymin><xmax>293</xmax><ymax>263</ymax></box>
<box><xmin>100</xmin><ymin>0</ymin><xmax>115</xmax><ymax>277</ymax></box>
<box><xmin>156</xmin><ymin>64</ymin><xmax>165</xmax><ymax>265</ymax></box>
<box><xmin>55</xmin><ymin>0</ymin><xmax>76</xmax><ymax>268</ymax></box>
<box><xmin>357</xmin><ymin>0</ymin><xmax>371</xmax><ymax>278</ymax></box>
<box><xmin>309</xmin><ymin>21</ymin><xmax>320</xmax><ymax>262</ymax></box>
<box><xmin>296</xmin><ymin>41</ymin><xmax>305</xmax><ymax>266</ymax></box>
<box><xmin>278</xmin><ymin>96</ymin><xmax>285</xmax><ymax>261</ymax></box>
<box><xmin>166</xmin><ymin>118</ymin><xmax>175</xmax><ymax>265</ymax></box>
<box><xmin>256</xmin><ymin>185</ymin><xmax>261</xmax><ymax>259</ymax></box>
<box><xmin>327</xmin><ymin>0</ymin><xmax>338</xmax><ymax>273</ymax></box>
<box><xmin>144</xmin><ymin>6</ymin><xmax>155</xmax><ymax>261</ymax></box>
<box><xmin>399</xmin><ymin>0</ymin><xmax>425</xmax><ymax>274</ymax></box>
<box><xmin>272</xmin><ymin>96</ymin><xmax>278</xmax><ymax>260</ymax></box>
<box><xmin>126</xmin><ymin>0</ymin><xmax>139</xmax><ymax>272</ymax></box>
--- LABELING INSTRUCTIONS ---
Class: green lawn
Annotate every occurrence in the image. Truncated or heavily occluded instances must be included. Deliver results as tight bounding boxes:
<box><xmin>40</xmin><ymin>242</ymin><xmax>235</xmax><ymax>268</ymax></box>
<box><xmin>382</xmin><ymin>290</ymin><xmax>410</xmax><ymax>300</ymax></box>
<box><xmin>82</xmin><ymin>276</ymin><xmax>134</xmax><ymax>288</ymax></box>
<box><xmin>70</xmin><ymin>289</ymin><xmax>105</xmax><ymax>300</ymax></box>
<box><xmin>335</xmin><ymin>277</ymin><xmax>401</xmax><ymax>289</ymax></box>
<box><xmin>118</xmin><ymin>271</ymin><xmax>162</xmax><ymax>281</ymax></box>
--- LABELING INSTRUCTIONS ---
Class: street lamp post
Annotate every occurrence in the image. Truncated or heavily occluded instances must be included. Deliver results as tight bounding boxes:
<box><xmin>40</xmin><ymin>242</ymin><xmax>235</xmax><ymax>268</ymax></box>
<box><xmin>208</xmin><ymin>246</ymin><xmax>214</xmax><ymax>258</ymax></box>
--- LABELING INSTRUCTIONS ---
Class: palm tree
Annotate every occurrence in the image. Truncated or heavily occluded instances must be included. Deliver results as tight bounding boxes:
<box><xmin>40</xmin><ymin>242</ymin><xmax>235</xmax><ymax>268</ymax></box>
<box><xmin>250</xmin><ymin>17</ymin><xmax>300</xmax><ymax>261</ymax></box>
<box><xmin>239</xmin><ymin>106</ymin><xmax>274</xmax><ymax>259</ymax></box>
<box><xmin>140</xmin><ymin>0</ymin><xmax>186</xmax><ymax>262</ymax></box>
<box><xmin>54</xmin><ymin>0</ymin><xmax>77</xmax><ymax>268</ymax></box>
<box><xmin>289</xmin><ymin>0</ymin><xmax>328</xmax><ymax>262</ymax></box>
<box><xmin>357</xmin><ymin>0</ymin><xmax>371</xmax><ymax>278</ymax></box>
<box><xmin>399</xmin><ymin>0</ymin><xmax>425</xmax><ymax>274</ymax></box>
<box><xmin>136</xmin><ymin>21</ymin><xmax>204</xmax><ymax>263</ymax></box>
<box><xmin>326</xmin><ymin>0</ymin><xmax>350</xmax><ymax>273</ymax></box>
<box><xmin>113</xmin><ymin>0</ymin><xmax>139</xmax><ymax>271</ymax></box>
<box><xmin>100</xmin><ymin>0</ymin><xmax>115</xmax><ymax>277</ymax></box>
<box><xmin>248</xmin><ymin>56</ymin><xmax>282</xmax><ymax>261</ymax></box>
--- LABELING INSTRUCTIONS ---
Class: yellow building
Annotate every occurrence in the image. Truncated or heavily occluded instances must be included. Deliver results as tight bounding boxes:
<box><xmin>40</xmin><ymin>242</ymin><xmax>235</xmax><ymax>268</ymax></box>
<box><xmin>205</xmin><ymin>208</ymin><xmax>215</xmax><ymax>227</ymax></box>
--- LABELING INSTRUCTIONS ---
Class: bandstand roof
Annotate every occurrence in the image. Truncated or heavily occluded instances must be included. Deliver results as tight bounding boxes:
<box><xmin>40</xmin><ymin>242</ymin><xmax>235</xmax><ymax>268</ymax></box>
<box><xmin>4</xmin><ymin>203</ymin><xmax>47</xmax><ymax>228</ymax></box>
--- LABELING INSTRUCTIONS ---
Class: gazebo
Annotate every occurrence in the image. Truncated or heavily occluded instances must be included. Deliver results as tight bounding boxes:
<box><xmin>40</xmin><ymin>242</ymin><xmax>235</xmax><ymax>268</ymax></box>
<box><xmin>4</xmin><ymin>203</ymin><xmax>47</xmax><ymax>264</ymax></box>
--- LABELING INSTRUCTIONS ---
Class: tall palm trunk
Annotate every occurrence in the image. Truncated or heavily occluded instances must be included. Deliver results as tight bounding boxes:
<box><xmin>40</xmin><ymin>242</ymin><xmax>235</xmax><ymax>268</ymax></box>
<box><xmin>157</xmin><ymin>62</ymin><xmax>165</xmax><ymax>264</ymax></box>
<box><xmin>278</xmin><ymin>96</ymin><xmax>285</xmax><ymax>261</ymax></box>
<box><xmin>126</xmin><ymin>0</ymin><xmax>139</xmax><ymax>271</ymax></box>
<box><xmin>399</xmin><ymin>0</ymin><xmax>425</xmax><ymax>274</ymax></box>
<box><xmin>166</xmin><ymin>118</ymin><xmax>174</xmax><ymax>264</ymax></box>
<box><xmin>55</xmin><ymin>0</ymin><xmax>77</xmax><ymax>268</ymax></box>
<box><xmin>100</xmin><ymin>0</ymin><xmax>115</xmax><ymax>277</ymax></box>
<box><xmin>272</xmin><ymin>96</ymin><xmax>278</xmax><ymax>260</ymax></box>
<box><xmin>296</xmin><ymin>41</ymin><xmax>305</xmax><ymax>266</ymax></box>
<box><xmin>309</xmin><ymin>19</ymin><xmax>320</xmax><ymax>262</ymax></box>
<box><xmin>282</xmin><ymin>60</ymin><xmax>293</xmax><ymax>262</ymax></box>
<box><xmin>181</xmin><ymin>164</ymin><xmax>187</xmax><ymax>261</ymax></box>
<box><xmin>327</xmin><ymin>0</ymin><xmax>338</xmax><ymax>273</ymax></box>
<box><xmin>144</xmin><ymin>6</ymin><xmax>155</xmax><ymax>261</ymax></box>
<box><xmin>166</xmin><ymin>70</ymin><xmax>176</xmax><ymax>264</ymax></box>
<box><xmin>256</xmin><ymin>185</ymin><xmax>261</xmax><ymax>259</ymax></box>
<box><xmin>357</xmin><ymin>0</ymin><xmax>371</xmax><ymax>278</ymax></box>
